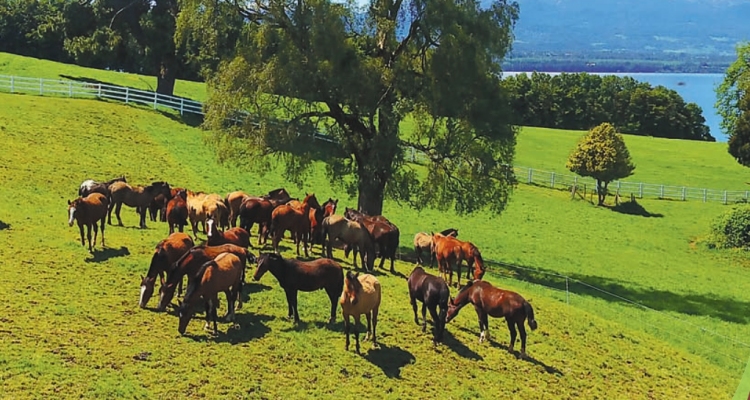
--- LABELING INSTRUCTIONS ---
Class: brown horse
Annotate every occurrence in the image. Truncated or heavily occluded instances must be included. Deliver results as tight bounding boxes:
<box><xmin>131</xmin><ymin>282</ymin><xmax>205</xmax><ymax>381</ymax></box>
<box><xmin>206</xmin><ymin>217</ymin><xmax>250</xmax><ymax>248</ymax></box>
<box><xmin>309</xmin><ymin>198</ymin><xmax>338</xmax><ymax>252</ymax></box>
<box><xmin>432</xmin><ymin>233</ymin><xmax>486</xmax><ymax>287</ymax></box>
<box><xmin>407</xmin><ymin>266</ymin><xmax>450</xmax><ymax>345</ymax></box>
<box><xmin>270</xmin><ymin>193</ymin><xmax>320</xmax><ymax>257</ymax></box>
<box><xmin>238</xmin><ymin>189</ymin><xmax>292</xmax><ymax>245</ymax></box>
<box><xmin>446</xmin><ymin>280</ymin><xmax>538</xmax><ymax>358</ymax></box>
<box><xmin>253</xmin><ymin>253</ymin><xmax>344</xmax><ymax>324</ymax></box>
<box><xmin>340</xmin><ymin>271</ymin><xmax>381</xmax><ymax>354</ymax></box>
<box><xmin>139</xmin><ymin>232</ymin><xmax>194</xmax><ymax>309</ymax></box>
<box><xmin>321</xmin><ymin>214</ymin><xmax>375</xmax><ymax>271</ymax></box>
<box><xmin>108</xmin><ymin>181</ymin><xmax>171</xmax><ymax>229</ymax></box>
<box><xmin>166</xmin><ymin>189</ymin><xmax>189</xmax><ymax>234</ymax></box>
<box><xmin>413</xmin><ymin>228</ymin><xmax>459</xmax><ymax>267</ymax></box>
<box><xmin>225</xmin><ymin>191</ymin><xmax>250</xmax><ymax>228</ymax></box>
<box><xmin>344</xmin><ymin>208</ymin><xmax>400</xmax><ymax>273</ymax></box>
<box><xmin>147</xmin><ymin>187</ymin><xmax>183</xmax><ymax>222</ymax></box>
<box><xmin>157</xmin><ymin>243</ymin><xmax>255</xmax><ymax>311</ymax></box>
<box><xmin>78</xmin><ymin>176</ymin><xmax>126</xmax><ymax>197</ymax></box>
<box><xmin>177</xmin><ymin>252</ymin><xmax>244</xmax><ymax>335</ymax></box>
<box><xmin>186</xmin><ymin>190</ymin><xmax>208</xmax><ymax>237</ymax></box>
<box><xmin>67</xmin><ymin>193</ymin><xmax>109</xmax><ymax>252</ymax></box>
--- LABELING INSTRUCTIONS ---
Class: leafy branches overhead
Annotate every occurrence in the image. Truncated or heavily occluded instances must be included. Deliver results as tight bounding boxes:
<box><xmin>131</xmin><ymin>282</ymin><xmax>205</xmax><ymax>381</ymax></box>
<box><xmin>192</xmin><ymin>0</ymin><xmax>520</xmax><ymax>215</ymax></box>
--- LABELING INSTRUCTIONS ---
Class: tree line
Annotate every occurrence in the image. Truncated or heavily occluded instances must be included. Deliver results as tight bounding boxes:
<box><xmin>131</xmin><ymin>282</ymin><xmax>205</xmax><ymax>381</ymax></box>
<box><xmin>502</xmin><ymin>72</ymin><xmax>715</xmax><ymax>142</ymax></box>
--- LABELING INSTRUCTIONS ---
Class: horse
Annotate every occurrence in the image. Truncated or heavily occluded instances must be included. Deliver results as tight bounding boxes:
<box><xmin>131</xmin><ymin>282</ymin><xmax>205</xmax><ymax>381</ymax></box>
<box><xmin>139</xmin><ymin>232</ymin><xmax>194</xmax><ymax>309</ymax></box>
<box><xmin>166</xmin><ymin>189</ymin><xmax>189</xmax><ymax>234</ymax></box>
<box><xmin>269</xmin><ymin>193</ymin><xmax>320</xmax><ymax>257</ymax></box>
<box><xmin>446</xmin><ymin>280</ymin><xmax>538</xmax><ymax>358</ymax></box>
<box><xmin>252</xmin><ymin>253</ymin><xmax>344</xmax><ymax>324</ymax></box>
<box><xmin>225</xmin><ymin>191</ymin><xmax>250</xmax><ymax>227</ymax></box>
<box><xmin>203</xmin><ymin>195</ymin><xmax>229</xmax><ymax>231</ymax></box>
<box><xmin>158</xmin><ymin>243</ymin><xmax>255</xmax><ymax>311</ymax></box>
<box><xmin>413</xmin><ymin>228</ymin><xmax>459</xmax><ymax>267</ymax></box>
<box><xmin>432</xmin><ymin>233</ymin><xmax>486</xmax><ymax>287</ymax></box>
<box><xmin>407</xmin><ymin>266</ymin><xmax>450</xmax><ymax>345</ymax></box>
<box><xmin>237</xmin><ymin>189</ymin><xmax>291</xmax><ymax>245</ymax></box>
<box><xmin>176</xmin><ymin>252</ymin><xmax>244</xmax><ymax>335</ymax></box>
<box><xmin>67</xmin><ymin>193</ymin><xmax>109</xmax><ymax>252</ymax></box>
<box><xmin>147</xmin><ymin>187</ymin><xmax>181</xmax><ymax>222</ymax></box>
<box><xmin>340</xmin><ymin>271</ymin><xmax>381</xmax><ymax>354</ymax></box>
<box><xmin>108</xmin><ymin>181</ymin><xmax>171</xmax><ymax>229</ymax></box>
<box><xmin>186</xmin><ymin>191</ymin><xmax>208</xmax><ymax>237</ymax></box>
<box><xmin>344</xmin><ymin>208</ymin><xmax>400</xmax><ymax>273</ymax></box>
<box><xmin>206</xmin><ymin>217</ymin><xmax>250</xmax><ymax>248</ymax></box>
<box><xmin>78</xmin><ymin>176</ymin><xmax>127</xmax><ymax>197</ymax></box>
<box><xmin>309</xmin><ymin>198</ymin><xmax>338</xmax><ymax>252</ymax></box>
<box><xmin>321</xmin><ymin>214</ymin><xmax>375</xmax><ymax>270</ymax></box>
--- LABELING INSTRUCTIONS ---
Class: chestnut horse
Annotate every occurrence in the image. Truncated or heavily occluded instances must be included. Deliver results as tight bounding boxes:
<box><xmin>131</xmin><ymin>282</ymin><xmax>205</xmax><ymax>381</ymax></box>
<box><xmin>269</xmin><ymin>193</ymin><xmax>320</xmax><ymax>257</ymax></box>
<box><xmin>147</xmin><ymin>187</ymin><xmax>182</xmax><ymax>222</ymax></box>
<box><xmin>157</xmin><ymin>243</ymin><xmax>254</xmax><ymax>311</ymax></box>
<box><xmin>177</xmin><ymin>252</ymin><xmax>244</xmax><ymax>335</ymax></box>
<box><xmin>108</xmin><ymin>181</ymin><xmax>171</xmax><ymax>229</ymax></box>
<box><xmin>225</xmin><ymin>191</ymin><xmax>250</xmax><ymax>228</ymax></box>
<box><xmin>321</xmin><ymin>214</ymin><xmax>375</xmax><ymax>271</ymax></box>
<box><xmin>78</xmin><ymin>176</ymin><xmax>126</xmax><ymax>197</ymax></box>
<box><xmin>206</xmin><ymin>217</ymin><xmax>250</xmax><ymax>248</ymax></box>
<box><xmin>340</xmin><ymin>271</ymin><xmax>381</xmax><ymax>354</ymax></box>
<box><xmin>238</xmin><ymin>188</ymin><xmax>292</xmax><ymax>245</ymax></box>
<box><xmin>432</xmin><ymin>233</ymin><xmax>485</xmax><ymax>287</ymax></box>
<box><xmin>407</xmin><ymin>266</ymin><xmax>450</xmax><ymax>345</ymax></box>
<box><xmin>166</xmin><ymin>189</ymin><xmax>189</xmax><ymax>234</ymax></box>
<box><xmin>344</xmin><ymin>208</ymin><xmax>400</xmax><ymax>273</ymax></box>
<box><xmin>139</xmin><ymin>232</ymin><xmax>194</xmax><ymax>308</ymax></box>
<box><xmin>446</xmin><ymin>280</ymin><xmax>538</xmax><ymax>358</ymax></box>
<box><xmin>253</xmin><ymin>253</ymin><xmax>344</xmax><ymax>324</ymax></box>
<box><xmin>413</xmin><ymin>228</ymin><xmax>459</xmax><ymax>267</ymax></box>
<box><xmin>67</xmin><ymin>193</ymin><xmax>109</xmax><ymax>252</ymax></box>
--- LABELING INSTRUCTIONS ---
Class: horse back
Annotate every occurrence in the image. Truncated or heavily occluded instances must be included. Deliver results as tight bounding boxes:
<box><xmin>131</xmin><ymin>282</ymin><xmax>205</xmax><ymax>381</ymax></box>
<box><xmin>290</xmin><ymin>258</ymin><xmax>344</xmax><ymax>291</ymax></box>
<box><xmin>196</xmin><ymin>253</ymin><xmax>243</xmax><ymax>298</ymax></box>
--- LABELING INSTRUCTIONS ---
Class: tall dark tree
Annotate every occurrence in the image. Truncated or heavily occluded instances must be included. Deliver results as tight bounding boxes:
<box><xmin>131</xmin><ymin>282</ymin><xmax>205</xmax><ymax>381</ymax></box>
<box><xmin>717</xmin><ymin>42</ymin><xmax>750</xmax><ymax>165</ymax></box>
<box><xmin>190</xmin><ymin>0</ymin><xmax>520</xmax><ymax>215</ymax></box>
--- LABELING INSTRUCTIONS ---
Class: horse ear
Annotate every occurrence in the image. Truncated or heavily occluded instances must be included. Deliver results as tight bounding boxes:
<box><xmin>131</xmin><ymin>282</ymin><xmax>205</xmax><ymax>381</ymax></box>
<box><xmin>140</xmin><ymin>274</ymin><xmax>144</xmax><ymax>281</ymax></box>
<box><xmin>67</xmin><ymin>199</ymin><xmax>71</xmax><ymax>205</ymax></box>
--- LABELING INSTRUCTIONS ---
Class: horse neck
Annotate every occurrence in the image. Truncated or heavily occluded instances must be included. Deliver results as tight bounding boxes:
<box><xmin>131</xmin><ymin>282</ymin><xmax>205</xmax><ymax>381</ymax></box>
<box><xmin>146</xmin><ymin>250</ymin><xmax>165</xmax><ymax>280</ymax></box>
<box><xmin>266</xmin><ymin>259</ymin><xmax>288</xmax><ymax>286</ymax></box>
<box><xmin>453</xmin><ymin>284</ymin><xmax>474</xmax><ymax>307</ymax></box>
<box><xmin>183</xmin><ymin>261</ymin><xmax>212</xmax><ymax>303</ymax></box>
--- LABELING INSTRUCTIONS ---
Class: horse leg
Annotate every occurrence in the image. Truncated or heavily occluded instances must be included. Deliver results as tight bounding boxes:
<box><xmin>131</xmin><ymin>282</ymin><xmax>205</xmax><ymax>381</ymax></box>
<box><xmin>99</xmin><ymin>217</ymin><xmax>106</xmax><ymax>247</ymax></box>
<box><xmin>421</xmin><ymin>302</ymin><xmax>428</xmax><ymax>332</ymax></box>
<box><xmin>410</xmin><ymin>295</ymin><xmax>419</xmax><ymax>325</ymax></box>
<box><xmin>466</xmin><ymin>259</ymin><xmax>474</xmax><ymax>281</ymax></box>
<box><xmin>371</xmin><ymin>307</ymin><xmax>378</xmax><ymax>349</ymax></box>
<box><xmin>204</xmin><ymin>299</ymin><xmax>212</xmax><ymax>331</ymax></box>
<box><xmin>353</xmin><ymin>315</ymin><xmax>361</xmax><ymax>354</ymax></box>
<box><xmin>325</xmin><ymin>287</ymin><xmax>338</xmax><ymax>324</ymax></box>
<box><xmin>517</xmin><ymin>320</ymin><xmax>527</xmax><ymax>358</ymax></box>
<box><xmin>475</xmin><ymin>307</ymin><xmax>487</xmax><ymax>343</ymax></box>
<box><xmin>211</xmin><ymin>297</ymin><xmax>219</xmax><ymax>335</ymax></box>
<box><xmin>427</xmin><ymin>304</ymin><xmax>441</xmax><ymax>345</ymax></box>
<box><xmin>139</xmin><ymin>206</ymin><xmax>148</xmax><ymax>229</ymax></box>
<box><xmin>344</xmin><ymin>314</ymin><xmax>351</xmax><ymax>351</ymax></box>
<box><xmin>86</xmin><ymin>224</ymin><xmax>93</xmax><ymax>252</ymax></box>
<box><xmin>506</xmin><ymin>318</ymin><xmax>517</xmax><ymax>355</ymax></box>
<box><xmin>92</xmin><ymin>224</ymin><xmax>99</xmax><ymax>251</ymax></box>
<box><xmin>364</xmin><ymin>312</ymin><xmax>372</xmax><ymax>342</ymax></box>
<box><xmin>77</xmin><ymin>223</ymin><xmax>85</xmax><ymax>248</ymax></box>
<box><xmin>114</xmin><ymin>202</ymin><xmax>123</xmax><ymax>226</ymax></box>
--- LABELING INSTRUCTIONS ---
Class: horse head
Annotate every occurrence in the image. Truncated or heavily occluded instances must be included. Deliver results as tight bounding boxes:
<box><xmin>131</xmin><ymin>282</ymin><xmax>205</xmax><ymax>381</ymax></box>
<box><xmin>254</xmin><ymin>252</ymin><xmax>279</xmax><ymax>281</ymax></box>
<box><xmin>344</xmin><ymin>271</ymin><xmax>361</xmax><ymax>305</ymax></box>
<box><xmin>67</xmin><ymin>198</ymin><xmax>82</xmax><ymax>226</ymax></box>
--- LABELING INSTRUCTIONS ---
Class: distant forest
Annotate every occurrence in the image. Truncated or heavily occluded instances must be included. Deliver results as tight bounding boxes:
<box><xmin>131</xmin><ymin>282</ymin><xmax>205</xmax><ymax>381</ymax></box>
<box><xmin>501</xmin><ymin>52</ymin><xmax>735</xmax><ymax>74</ymax></box>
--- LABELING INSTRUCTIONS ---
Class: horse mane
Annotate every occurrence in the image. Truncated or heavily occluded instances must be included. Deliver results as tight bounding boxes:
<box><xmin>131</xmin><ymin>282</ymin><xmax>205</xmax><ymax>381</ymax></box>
<box><xmin>344</xmin><ymin>271</ymin><xmax>363</xmax><ymax>297</ymax></box>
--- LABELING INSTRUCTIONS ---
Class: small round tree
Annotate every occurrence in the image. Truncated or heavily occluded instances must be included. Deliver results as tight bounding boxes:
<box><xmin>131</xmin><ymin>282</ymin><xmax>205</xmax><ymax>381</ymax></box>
<box><xmin>566</xmin><ymin>122</ymin><xmax>636</xmax><ymax>206</ymax></box>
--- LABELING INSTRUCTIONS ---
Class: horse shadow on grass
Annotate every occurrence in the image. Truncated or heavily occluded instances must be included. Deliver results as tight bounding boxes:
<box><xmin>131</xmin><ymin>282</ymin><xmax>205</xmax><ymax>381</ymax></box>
<box><xmin>442</xmin><ymin>329</ymin><xmax>483</xmax><ymax>361</ymax></box>
<box><xmin>84</xmin><ymin>246</ymin><xmax>130</xmax><ymax>263</ymax></box>
<box><xmin>184</xmin><ymin>312</ymin><xmax>273</xmax><ymax>344</ymax></box>
<box><xmin>609</xmin><ymin>200</ymin><xmax>664</xmax><ymax>218</ymax></box>
<box><xmin>486</xmin><ymin>340</ymin><xmax>563</xmax><ymax>376</ymax></box>
<box><xmin>363</xmin><ymin>343</ymin><xmax>415</xmax><ymax>379</ymax></box>
<box><xmin>0</xmin><ymin>221</ymin><xmax>10</xmax><ymax>230</ymax></box>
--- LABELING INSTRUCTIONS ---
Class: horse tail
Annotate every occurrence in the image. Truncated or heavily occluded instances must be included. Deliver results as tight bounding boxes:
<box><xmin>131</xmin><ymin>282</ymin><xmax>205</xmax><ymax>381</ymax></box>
<box><xmin>523</xmin><ymin>301</ymin><xmax>538</xmax><ymax>330</ymax></box>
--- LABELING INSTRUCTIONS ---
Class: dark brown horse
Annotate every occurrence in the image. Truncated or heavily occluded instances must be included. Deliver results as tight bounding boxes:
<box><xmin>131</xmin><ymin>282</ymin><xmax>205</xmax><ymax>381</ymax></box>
<box><xmin>157</xmin><ymin>243</ymin><xmax>255</xmax><ymax>311</ymax></box>
<box><xmin>344</xmin><ymin>208</ymin><xmax>400</xmax><ymax>273</ymax></box>
<box><xmin>432</xmin><ymin>233</ymin><xmax>486</xmax><ymax>287</ymax></box>
<box><xmin>206</xmin><ymin>217</ymin><xmax>250</xmax><ymax>248</ymax></box>
<box><xmin>177</xmin><ymin>252</ymin><xmax>244</xmax><ymax>335</ymax></box>
<box><xmin>253</xmin><ymin>253</ymin><xmax>344</xmax><ymax>324</ymax></box>
<box><xmin>309</xmin><ymin>198</ymin><xmax>338</xmax><ymax>252</ymax></box>
<box><xmin>108</xmin><ymin>181</ymin><xmax>171</xmax><ymax>229</ymax></box>
<box><xmin>139</xmin><ymin>232</ymin><xmax>194</xmax><ymax>308</ymax></box>
<box><xmin>413</xmin><ymin>228</ymin><xmax>459</xmax><ymax>267</ymax></box>
<box><xmin>148</xmin><ymin>187</ymin><xmax>181</xmax><ymax>222</ymax></box>
<box><xmin>270</xmin><ymin>193</ymin><xmax>320</xmax><ymax>257</ymax></box>
<box><xmin>166</xmin><ymin>189</ymin><xmax>189</xmax><ymax>234</ymax></box>
<box><xmin>407</xmin><ymin>266</ymin><xmax>450</xmax><ymax>345</ymax></box>
<box><xmin>67</xmin><ymin>193</ymin><xmax>109</xmax><ymax>252</ymax></box>
<box><xmin>78</xmin><ymin>176</ymin><xmax>127</xmax><ymax>198</ymax></box>
<box><xmin>446</xmin><ymin>280</ymin><xmax>538</xmax><ymax>357</ymax></box>
<box><xmin>238</xmin><ymin>189</ymin><xmax>292</xmax><ymax>245</ymax></box>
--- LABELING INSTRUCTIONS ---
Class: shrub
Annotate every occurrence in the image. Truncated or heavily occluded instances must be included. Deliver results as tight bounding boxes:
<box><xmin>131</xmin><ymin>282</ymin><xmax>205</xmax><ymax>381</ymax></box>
<box><xmin>709</xmin><ymin>205</ymin><xmax>750</xmax><ymax>249</ymax></box>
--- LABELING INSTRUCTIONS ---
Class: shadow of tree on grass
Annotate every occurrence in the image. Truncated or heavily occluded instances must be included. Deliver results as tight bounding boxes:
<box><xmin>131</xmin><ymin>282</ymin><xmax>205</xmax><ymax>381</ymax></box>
<box><xmin>610</xmin><ymin>200</ymin><xmax>664</xmax><ymax>218</ymax></box>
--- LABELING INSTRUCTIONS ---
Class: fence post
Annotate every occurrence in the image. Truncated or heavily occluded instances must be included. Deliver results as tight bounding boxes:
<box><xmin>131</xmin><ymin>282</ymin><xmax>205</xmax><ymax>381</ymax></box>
<box><xmin>125</xmin><ymin>87</ymin><xmax>130</xmax><ymax>104</ymax></box>
<box><xmin>703</xmin><ymin>189</ymin><xmax>707</xmax><ymax>202</ymax></box>
<box><xmin>550</xmin><ymin>172</ymin><xmax>555</xmax><ymax>189</ymax></box>
<box><xmin>411</xmin><ymin>147</ymin><xmax>415</xmax><ymax>162</ymax></box>
<box><xmin>39</xmin><ymin>78</ymin><xmax>43</xmax><ymax>95</ymax></box>
<box><xmin>527</xmin><ymin>168</ymin><xmax>533</xmax><ymax>184</ymax></box>
<box><xmin>179</xmin><ymin>98</ymin><xmax>184</xmax><ymax>115</ymax></box>
<box><xmin>682</xmin><ymin>187</ymin><xmax>686</xmax><ymax>201</ymax></box>
<box><xmin>659</xmin><ymin>185</ymin><xmax>664</xmax><ymax>199</ymax></box>
<box><xmin>10</xmin><ymin>76</ymin><xmax>14</xmax><ymax>93</ymax></box>
<box><xmin>68</xmin><ymin>81</ymin><xmax>73</xmax><ymax>98</ymax></box>
<box><xmin>153</xmin><ymin>91</ymin><xmax>158</xmax><ymax>109</ymax></box>
<box><xmin>639</xmin><ymin>182</ymin><xmax>643</xmax><ymax>199</ymax></box>
<box><xmin>565</xmin><ymin>277</ymin><xmax>570</xmax><ymax>305</ymax></box>
<box><xmin>724</xmin><ymin>191</ymin><xmax>728</xmax><ymax>205</ymax></box>
<box><xmin>97</xmin><ymin>84</ymin><xmax>102</xmax><ymax>98</ymax></box>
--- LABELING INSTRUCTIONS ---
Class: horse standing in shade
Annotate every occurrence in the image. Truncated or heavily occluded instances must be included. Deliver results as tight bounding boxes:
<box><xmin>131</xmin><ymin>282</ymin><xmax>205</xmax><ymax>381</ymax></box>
<box><xmin>407</xmin><ymin>266</ymin><xmax>450</xmax><ymax>345</ymax></box>
<box><xmin>166</xmin><ymin>189</ymin><xmax>189</xmax><ymax>234</ymax></box>
<box><xmin>446</xmin><ymin>280</ymin><xmax>538</xmax><ymax>358</ymax></box>
<box><xmin>67</xmin><ymin>192</ymin><xmax>109</xmax><ymax>252</ymax></box>
<box><xmin>413</xmin><ymin>228</ymin><xmax>459</xmax><ymax>267</ymax></box>
<box><xmin>108</xmin><ymin>181</ymin><xmax>171</xmax><ymax>229</ymax></box>
<box><xmin>432</xmin><ymin>232</ymin><xmax>485</xmax><ymax>287</ymax></box>
<box><xmin>340</xmin><ymin>271</ymin><xmax>381</xmax><ymax>354</ymax></box>
<box><xmin>238</xmin><ymin>188</ymin><xmax>292</xmax><ymax>245</ymax></box>
<box><xmin>139</xmin><ymin>232</ymin><xmax>193</xmax><ymax>308</ymax></box>
<box><xmin>309</xmin><ymin>198</ymin><xmax>338</xmax><ymax>253</ymax></box>
<box><xmin>344</xmin><ymin>208</ymin><xmax>400</xmax><ymax>273</ymax></box>
<box><xmin>321</xmin><ymin>214</ymin><xmax>375</xmax><ymax>271</ymax></box>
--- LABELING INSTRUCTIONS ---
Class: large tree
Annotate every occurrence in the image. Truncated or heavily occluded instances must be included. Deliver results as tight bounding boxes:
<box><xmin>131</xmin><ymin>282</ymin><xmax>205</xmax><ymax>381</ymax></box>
<box><xmin>186</xmin><ymin>0</ymin><xmax>520</xmax><ymax>215</ymax></box>
<box><xmin>717</xmin><ymin>42</ymin><xmax>750</xmax><ymax>166</ymax></box>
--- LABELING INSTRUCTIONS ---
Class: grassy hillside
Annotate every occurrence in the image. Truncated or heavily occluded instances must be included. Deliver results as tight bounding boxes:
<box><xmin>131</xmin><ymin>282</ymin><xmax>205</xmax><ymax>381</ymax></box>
<box><xmin>0</xmin><ymin>93</ymin><xmax>741</xmax><ymax>399</ymax></box>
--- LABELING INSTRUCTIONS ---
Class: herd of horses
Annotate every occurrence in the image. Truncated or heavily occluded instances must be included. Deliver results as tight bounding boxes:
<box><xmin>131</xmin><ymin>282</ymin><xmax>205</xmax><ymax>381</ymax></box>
<box><xmin>66</xmin><ymin>176</ymin><xmax>538</xmax><ymax>357</ymax></box>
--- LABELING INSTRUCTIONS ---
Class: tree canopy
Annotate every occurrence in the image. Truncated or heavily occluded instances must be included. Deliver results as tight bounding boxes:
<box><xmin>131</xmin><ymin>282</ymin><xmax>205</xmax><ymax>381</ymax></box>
<box><xmin>191</xmin><ymin>0</ymin><xmax>520</xmax><ymax>215</ymax></box>
<box><xmin>717</xmin><ymin>42</ymin><xmax>750</xmax><ymax>167</ymax></box>
<box><xmin>566</xmin><ymin>122</ymin><xmax>635</xmax><ymax>206</ymax></box>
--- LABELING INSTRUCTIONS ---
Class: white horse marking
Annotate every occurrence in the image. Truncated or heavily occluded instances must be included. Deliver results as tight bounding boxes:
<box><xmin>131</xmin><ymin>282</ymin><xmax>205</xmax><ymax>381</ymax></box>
<box><xmin>68</xmin><ymin>207</ymin><xmax>76</xmax><ymax>226</ymax></box>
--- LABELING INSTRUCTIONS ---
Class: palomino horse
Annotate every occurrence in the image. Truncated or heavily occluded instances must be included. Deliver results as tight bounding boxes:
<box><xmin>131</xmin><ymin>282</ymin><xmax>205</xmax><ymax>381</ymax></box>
<box><xmin>344</xmin><ymin>208</ymin><xmax>400</xmax><ymax>273</ymax></box>
<box><xmin>321</xmin><ymin>214</ymin><xmax>375</xmax><ymax>271</ymax></box>
<box><xmin>139</xmin><ymin>232</ymin><xmax>193</xmax><ymax>308</ymax></box>
<box><xmin>166</xmin><ymin>189</ymin><xmax>189</xmax><ymax>234</ymax></box>
<box><xmin>340</xmin><ymin>271</ymin><xmax>381</xmax><ymax>354</ymax></box>
<box><xmin>432</xmin><ymin>233</ymin><xmax>486</xmax><ymax>287</ymax></box>
<box><xmin>413</xmin><ymin>228</ymin><xmax>459</xmax><ymax>267</ymax></box>
<box><xmin>157</xmin><ymin>243</ymin><xmax>254</xmax><ymax>311</ymax></box>
<box><xmin>186</xmin><ymin>190</ymin><xmax>208</xmax><ymax>237</ymax></box>
<box><xmin>68</xmin><ymin>193</ymin><xmax>109</xmax><ymax>252</ymax></box>
<box><xmin>203</xmin><ymin>194</ymin><xmax>229</xmax><ymax>231</ymax></box>
<box><xmin>78</xmin><ymin>176</ymin><xmax>127</xmax><ymax>197</ymax></box>
<box><xmin>253</xmin><ymin>253</ymin><xmax>344</xmax><ymax>324</ymax></box>
<box><xmin>238</xmin><ymin>189</ymin><xmax>292</xmax><ymax>245</ymax></box>
<box><xmin>225</xmin><ymin>191</ymin><xmax>250</xmax><ymax>228</ymax></box>
<box><xmin>108</xmin><ymin>181</ymin><xmax>171</xmax><ymax>229</ymax></box>
<box><xmin>446</xmin><ymin>280</ymin><xmax>538</xmax><ymax>358</ymax></box>
<box><xmin>309</xmin><ymin>198</ymin><xmax>338</xmax><ymax>252</ymax></box>
<box><xmin>407</xmin><ymin>266</ymin><xmax>450</xmax><ymax>345</ymax></box>
<box><xmin>177</xmin><ymin>252</ymin><xmax>244</xmax><ymax>335</ymax></box>
<box><xmin>270</xmin><ymin>193</ymin><xmax>320</xmax><ymax>257</ymax></box>
<box><xmin>206</xmin><ymin>217</ymin><xmax>250</xmax><ymax>248</ymax></box>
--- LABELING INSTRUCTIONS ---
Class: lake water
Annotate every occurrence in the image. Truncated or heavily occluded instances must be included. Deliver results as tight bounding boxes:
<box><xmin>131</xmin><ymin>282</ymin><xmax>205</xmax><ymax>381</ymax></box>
<box><xmin>505</xmin><ymin>72</ymin><xmax>727</xmax><ymax>142</ymax></box>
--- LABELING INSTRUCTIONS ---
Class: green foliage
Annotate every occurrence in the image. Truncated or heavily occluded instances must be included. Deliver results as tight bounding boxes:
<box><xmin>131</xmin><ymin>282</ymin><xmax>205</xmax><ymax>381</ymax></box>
<box><xmin>566</xmin><ymin>122</ymin><xmax>635</xmax><ymax>204</ymax></box>
<box><xmin>727</xmin><ymin>86</ymin><xmax>750</xmax><ymax>168</ymax></box>
<box><xmin>502</xmin><ymin>72</ymin><xmax>714</xmax><ymax>141</ymax></box>
<box><xmin>0</xmin><ymin>0</ymin><xmax>69</xmax><ymax>61</ymax></box>
<box><xmin>709</xmin><ymin>205</ymin><xmax>750</xmax><ymax>249</ymax></box>
<box><xmin>716</xmin><ymin>41</ymin><xmax>750</xmax><ymax>139</ymax></box>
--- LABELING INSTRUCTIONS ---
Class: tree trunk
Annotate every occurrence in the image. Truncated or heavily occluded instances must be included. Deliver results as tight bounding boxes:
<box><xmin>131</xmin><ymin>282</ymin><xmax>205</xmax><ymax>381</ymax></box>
<box><xmin>357</xmin><ymin>174</ymin><xmax>386</xmax><ymax>216</ymax></box>
<box><xmin>597</xmin><ymin>179</ymin><xmax>609</xmax><ymax>206</ymax></box>
<box><xmin>156</xmin><ymin>56</ymin><xmax>176</xmax><ymax>96</ymax></box>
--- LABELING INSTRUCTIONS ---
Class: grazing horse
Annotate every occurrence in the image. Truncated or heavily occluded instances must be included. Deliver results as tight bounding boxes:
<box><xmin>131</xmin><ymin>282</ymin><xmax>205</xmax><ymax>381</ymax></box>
<box><xmin>309</xmin><ymin>198</ymin><xmax>338</xmax><ymax>252</ymax></box>
<box><xmin>158</xmin><ymin>243</ymin><xmax>255</xmax><ymax>311</ymax></box>
<box><xmin>166</xmin><ymin>189</ymin><xmax>189</xmax><ymax>234</ymax></box>
<box><xmin>252</xmin><ymin>253</ymin><xmax>344</xmax><ymax>324</ymax></box>
<box><xmin>176</xmin><ymin>252</ymin><xmax>244</xmax><ymax>335</ymax></box>
<box><xmin>206</xmin><ymin>217</ymin><xmax>250</xmax><ymax>248</ymax></box>
<box><xmin>67</xmin><ymin>193</ymin><xmax>109</xmax><ymax>252</ymax></box>
<box><xmin>108</xmin><ymin>181</ymin><xmax>171</xmax><ymax>229</ymax></box>
<box><xmin>269</xmin><ymin>193</ymin><xmax>320</xmax><ymax>257</ymax></box>
<box><xmin>186</xmin><ymin>191</ymin><xmax>208</xmax><ymax>237</ymax></box>
<box><xmin>446</xmin><ymin>280</ymin><xmax>538</xmax><ymax>358</ymax></box>
<box><xmin>139</xmin><ymin>232</ymin><xmax>193</xmax><ymax>308</ymax></box>
<box><xmin>340</xmin><ymin>271</ymin><xmax>381</xmax><ymax>354</ymax></box>
<box><xmin>225</xmin><ymin>191</ymin><xmax>250</xmax><ymax>228</ymax></box>
<box><xmin>238</xmin><ymin>189</ymin><xmax>291</xmax><ymax>245</ymax></box>
<box><xmin>321</xmin><ymin>214</ymin><xmax>375</xmax><ymax>271</ymax></box>
<box><xmin>407</xmin><ymin>266</ymin><xmax>450</xmax><ymax>345</ymax></box>
<box><xmin>413</xmin><ymin>228</ymin><xmax>459</xmax><ymax>267</ymax></box>
<box><xmin>344</xmin><ymin>208</ymin><xmax>400</xmax><ymax>273</ymax></box>
<box><xmin>432</xmin><ymin>233</ymin><xmax>486</xmax><ymax>287</ymax></box>
<box><xmin>78</xmin><ymin>176</ymin><xmax>127</xmax><ymax>197</ymax></box>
